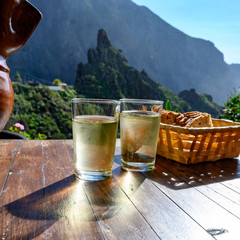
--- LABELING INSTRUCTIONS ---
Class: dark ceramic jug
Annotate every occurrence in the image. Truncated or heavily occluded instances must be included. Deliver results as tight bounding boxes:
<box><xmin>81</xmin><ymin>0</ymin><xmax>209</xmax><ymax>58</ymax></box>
<box><xmin>0</xmin><ymin>0</ymin><xmax>42</xmax><ymax>132</ymax></box>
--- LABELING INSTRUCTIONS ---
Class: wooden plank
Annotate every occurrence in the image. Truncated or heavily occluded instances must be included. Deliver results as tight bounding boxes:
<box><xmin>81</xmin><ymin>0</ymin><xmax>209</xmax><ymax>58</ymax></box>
<box><xmin>106</xmin><ymin>140</ymin><xmax>212</xmax><ymax>239</ymax></box>
<box><xmin>40</xmin><ymin>140</ymin><xmax>105</xmax><ymax>240</ymax></box>
<box><xmin>155</xmin><ymin>157</ymin><xmax>240</xmax><ymax>219</ymax></box>
<box><xmin>195</xmin><ymin>183</ymin><xmax>240</xmax><ymax>218</ymax></box>
<box><xmin>113</xmin><ymin>140</ymin><xmax>212</xmax><ymax>239</ymax></box>
<box><xmin>186</xmin><ymin>157</ymin><xmax>240</xmax><ymax>194</ymax></box>
<box><xmin>222</xmin><ymin>178</ymin><xmax>240</xmax><ymax>193</ymax></box>
<box><xmin>83</xmin><ymin>176</ymin><xmax>160</xmax><ymax>240</ymax></box>
<box><xmin>209</xmin><ymin>158</ymin><xmax>240</xmax><ymax>193</ymax></box>
<box><xmin>144</xmin><ymin>156</ymin><xmax>240</xmax><ymax>239</ymax></box>
<box><xmin>0</xmin><ymin>140</ymin><xmax>21</xmax><ymax>196</ymax></box>
<box><xmin>0</xmin><ymin>140</ymin><xmax>44</xmax><ymax>240</ymax></box>
<box><xmin>0</xmin><ymin>139</ymin><xmax>238</xmax><ymax>240</ymax></box>
<box><xmin>65</xmin><ymin>139</ymin><xmax>161</xmax><ymax>239</ymax></box>
<box><xmin>113</xmin><ymin>167</ymin><xmax>213</xmax><ymax>240</ymax></box>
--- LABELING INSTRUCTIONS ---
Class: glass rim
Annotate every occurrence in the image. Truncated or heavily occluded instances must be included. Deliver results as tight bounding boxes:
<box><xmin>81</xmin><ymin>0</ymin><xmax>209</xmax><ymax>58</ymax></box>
<box><xmin>71</xmin><ymin>98</ymin><xmax>120</xmax><ymax>104</ymax></box>
<box><xmin>119</xmin><ymin>98</ymin><xmax>163</xmax><ymax>105</ymax></box>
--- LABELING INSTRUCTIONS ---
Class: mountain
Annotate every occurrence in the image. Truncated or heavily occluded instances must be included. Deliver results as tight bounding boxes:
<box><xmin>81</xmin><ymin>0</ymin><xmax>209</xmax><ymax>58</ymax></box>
<box><xmin>75</xmin><ymin>29</ymin><xmax>222</xmax><ymax>116</ymax></box>
<box><xmin>75</xmin><ymin>29</ymin><xmax>191</xmax><ymax>112</ymax></box>
<box><xmin>178</xmin><ymin>89</ymin><xmax>222</xmax><ymax>117</ymax></box>
<box><xmin>7</xmin><ymin>0</ymin><xmax>240</xmax><ymax>104</ymax></box>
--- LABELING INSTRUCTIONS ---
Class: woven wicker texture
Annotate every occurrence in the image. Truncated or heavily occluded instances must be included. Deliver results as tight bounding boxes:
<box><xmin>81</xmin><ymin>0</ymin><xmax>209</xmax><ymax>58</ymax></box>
<box><xmin>157</xmin><ymin>119</ymin><xmax>240</xmax><ymax>164</ymax></box>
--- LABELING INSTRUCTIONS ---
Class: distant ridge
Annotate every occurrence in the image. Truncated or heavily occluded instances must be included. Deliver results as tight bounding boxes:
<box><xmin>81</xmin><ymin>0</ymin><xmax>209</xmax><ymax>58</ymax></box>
<box><xmin>7</xmin><ymin>0</ymin><xmax>240</xmax><ymax>104</ymax></box>
<box><xmin>75</xmin><ymin>29</ymin><xmax>222</xmax><ymax>116</ymax></box>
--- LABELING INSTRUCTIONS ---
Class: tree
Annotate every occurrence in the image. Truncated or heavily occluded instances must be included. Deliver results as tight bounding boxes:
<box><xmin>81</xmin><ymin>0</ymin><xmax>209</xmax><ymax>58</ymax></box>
<box><xmin>165</xmin><ymin>100</ymin><xmax>171</xmax><ymax>110</ymax></box>
<box><xmin>14</xmin><ymin>71</ymin><xmax>22</xmax><ymax>83</ymax></box>
<box><xmin>218</xmin><ymin>94</ymin><xmax>240</xmax><ymax>122</ymax></box>
<box><xmin>52</xmin><ymin>78</ymin><xmax>62</xmax><ymax>86</ymax></box>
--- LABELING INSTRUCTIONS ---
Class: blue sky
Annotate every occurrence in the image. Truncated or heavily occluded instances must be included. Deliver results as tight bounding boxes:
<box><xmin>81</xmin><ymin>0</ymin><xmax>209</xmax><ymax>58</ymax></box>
<box><xmin>131</xmin><ymin>0</ymin><xmax>240</xmax><ymax>64</ymax></box>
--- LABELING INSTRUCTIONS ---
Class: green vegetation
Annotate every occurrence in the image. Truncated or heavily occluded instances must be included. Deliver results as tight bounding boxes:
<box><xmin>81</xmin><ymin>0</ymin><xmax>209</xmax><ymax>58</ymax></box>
<box><xmin>76</xmin><ymin>30</ymin><xmax>192</xmax><ymax>113</ymax></box>
<box><xmin>5</xmin><ymin>82</ymin><xmax>78</xmax><ymax>139</ymax></box>
<box><xmin>75</xmin><ymin>30</ymin><xmax>223</xmax><ymax>115</ymax></box>
<box><xmin>218</xmin><ymin>93</ymin><xmax>240</xmax><ymax>122</ymax></box>
<box><xmin>4</xmin><ymin>30</ymin><xmax>228</xmax><ymax>140</ymax></box>
<box><xmin>14</xmin><ymin>71</ymin><xmax>23</xmax><ymax>83</ymax></box>
<box><xmin>165</xmin><ymin>100</ymin><xmax>171</xmax><ymax>111</ymax></box>
<box><xmin>52</xmin><ymin>78</ymin><xmax>62</xmax><ymax>86</ymax></box>
<box><xmin>179</xmin><ymin>89</ymin><xmax>223</xmax><ymax>117</ymax></box>
<box><xmin>5</xmin><ymin>77</ymin><xmax>237</xmax><ymax>140</ymax></box>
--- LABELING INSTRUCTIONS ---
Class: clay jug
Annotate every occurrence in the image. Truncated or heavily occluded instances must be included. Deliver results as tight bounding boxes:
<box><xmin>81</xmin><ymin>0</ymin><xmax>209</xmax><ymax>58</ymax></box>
<box><xmin>0</xmin><ymin>0</ymin><xmax>42</xmax><ymax>132</ymax></box>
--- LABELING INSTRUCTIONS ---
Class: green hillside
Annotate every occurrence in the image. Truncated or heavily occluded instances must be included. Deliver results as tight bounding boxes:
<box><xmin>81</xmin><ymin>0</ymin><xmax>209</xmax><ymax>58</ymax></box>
<box><xmin>5</xmin><ymin>29</ymin><xmax>224</xmax><ymax>140</ymax></box>
<box><xmin>179</xmin><ymin>89</ymin><xmax>223</xmax><ymax>117</ymax></box>
<box><xmin>5</xmin><ymin>83</ymin><xmax>77</xmax><ymax>139</ymax></box>
<box><xmin>75</xmin><ymin>29</ymin><xmax>191</xmax><ymax>112</ymax></box>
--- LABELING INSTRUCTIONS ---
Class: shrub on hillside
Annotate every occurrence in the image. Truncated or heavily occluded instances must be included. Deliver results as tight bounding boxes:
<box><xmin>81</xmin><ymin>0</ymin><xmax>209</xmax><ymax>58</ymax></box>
<box><xmin>218</xmin><ymin>94</ymin><xmax>240</xmax><ymax>122</ymax></box>
<box><xmin>6</xmin><ymin>83</ymin><xmax>78</xmax><ymax>139</ymax></box>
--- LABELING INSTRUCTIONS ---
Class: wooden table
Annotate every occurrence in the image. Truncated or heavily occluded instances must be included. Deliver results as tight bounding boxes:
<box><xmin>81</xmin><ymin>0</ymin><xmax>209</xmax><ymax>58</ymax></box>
<box><xmin>0</xmin><ymin>140</ymin><xmax>240</xmax><ymax>240</ymax></box>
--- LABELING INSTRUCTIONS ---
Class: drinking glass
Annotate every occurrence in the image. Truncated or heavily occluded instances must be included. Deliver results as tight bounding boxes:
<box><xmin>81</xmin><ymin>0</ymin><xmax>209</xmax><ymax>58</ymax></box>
<box><xmin>120</xmin><ymin>99</ymin><xmax>163</xmax><ymax>171</ymax></box>
<box><xmin>71</xmin><ymin>98</ymin><xmax>120</xmax><ymax>181</ymax></box>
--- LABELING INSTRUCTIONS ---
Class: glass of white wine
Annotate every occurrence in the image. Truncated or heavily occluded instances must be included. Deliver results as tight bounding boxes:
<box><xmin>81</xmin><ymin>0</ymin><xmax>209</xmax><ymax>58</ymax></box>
<box><xmin>71</xmin><ymin>98</ymin><xmax>120</xmax><ymax>181</ymax></box>
<box><xmin>120</xmin><ymin>99</ymin><xmax>163</xmax><ymax>172</ymax></box>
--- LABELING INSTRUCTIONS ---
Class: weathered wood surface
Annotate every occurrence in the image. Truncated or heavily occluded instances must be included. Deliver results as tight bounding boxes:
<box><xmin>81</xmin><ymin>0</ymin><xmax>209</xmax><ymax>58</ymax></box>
<box><xmin>0</xmin><ymin>140</ymin><xmax>240</xmax><ymax>239</ymax></box>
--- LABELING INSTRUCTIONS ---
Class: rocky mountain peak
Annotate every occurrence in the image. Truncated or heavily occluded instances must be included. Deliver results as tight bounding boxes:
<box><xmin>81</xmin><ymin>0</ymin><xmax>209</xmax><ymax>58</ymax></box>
<box><xmin>97</xmin><ymin>29</ymin><xmax>111</xmax><ymax>49</ymax></box>
<box><xmin>179</xmin><ymin>88</ymin><xmax>222</xmax><ymax>116</ymax></box>
<box><xmin>88</xmin><ymin>29</ymin><xmax>127</xmax><ymax>65</ymax></box>
<box><xmin>75</xmin><ymin>29</ymin><xmax>222</xmax><ymax>115</ymax></box>
<box><xmin>8</xmin><ymin>0</ymin><xmax>240</xmax><ymax>104</ymax></box>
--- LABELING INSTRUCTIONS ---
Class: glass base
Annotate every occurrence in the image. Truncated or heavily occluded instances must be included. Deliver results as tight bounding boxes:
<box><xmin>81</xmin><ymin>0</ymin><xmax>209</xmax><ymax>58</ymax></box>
<box><xmin>121</xmin><ymin>160</ymin><xmax>155</xmax><ymax>172</ymax></box>
<box><xmin>75</xmin><ymin>169</ymin><xmax>112</xmax><ymax>181</ymax></box>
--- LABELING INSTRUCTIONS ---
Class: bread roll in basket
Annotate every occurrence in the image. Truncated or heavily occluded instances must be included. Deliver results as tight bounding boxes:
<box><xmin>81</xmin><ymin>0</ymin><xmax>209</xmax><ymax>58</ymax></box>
<box><xmin>152</xmin><ymin>108</ymin><xmax>240</xmax><ymax>164</ymax></box>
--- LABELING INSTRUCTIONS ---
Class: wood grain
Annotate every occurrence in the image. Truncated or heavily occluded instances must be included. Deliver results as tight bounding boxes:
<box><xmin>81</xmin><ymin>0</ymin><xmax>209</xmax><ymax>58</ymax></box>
<box><xmin>155</xmin><ymin>157</ymin><xmax>240</xmax><ymax>219</ymax></box>
<box><xmin>0</xmin><ymin>140</ymin><xmax>21</xmax><ymax>196</ymax></box>
<box><xmin>82</xmin><ymin>176</ymin><xmax>160</xmax><ymax>239</ymax></box>
<box><xmin>0</xmin><ymin>140</ymin><xmax>239</xmax><ymax>240</ymax></box>
<box><xmin>148</xmin><ymin>156</ymin><xmax>240</xmax><ymax>239</ymax></box>
<box><xmin>40</xmin><ymin>140</ymin><xmax>104</xmax><ymax>240</ymax></box>
<box><xmin>114</xmin><ymin>168</ymin><xmax>213</xmax><ymax>240</ymax></box>
<box><xmin>0</xmin><ymin>140</ymin><xmax>44</xmax><ymax>239</ymax></box>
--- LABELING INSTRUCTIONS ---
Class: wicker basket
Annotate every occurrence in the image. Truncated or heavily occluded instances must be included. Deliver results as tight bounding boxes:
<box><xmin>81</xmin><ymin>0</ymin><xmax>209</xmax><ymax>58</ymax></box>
<box><xmin>157</xmin><ymin>119</ymin><xmax>240</xmax><ymax>164</ymax></box>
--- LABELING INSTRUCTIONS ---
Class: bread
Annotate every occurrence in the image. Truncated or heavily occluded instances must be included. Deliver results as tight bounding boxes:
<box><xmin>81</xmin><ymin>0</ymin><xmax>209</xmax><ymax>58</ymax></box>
<box><xmin>161</xmin><ymin>109</ymin><xmax>182</xmax><ymax>124</ymax></box>
<box><xmin>152</xmin><ymin>107</ymin><xmax>213</xmax><ymax>128</ymax></box>
<box><xmin>185</xmin><ymin>115</ymin><xmax>213</xmax><ymax>127</ymax></box>
<box><xmin>175</xmin><ymin>111</ymin><xmax>213</xmax><ymax>128</ymax></box>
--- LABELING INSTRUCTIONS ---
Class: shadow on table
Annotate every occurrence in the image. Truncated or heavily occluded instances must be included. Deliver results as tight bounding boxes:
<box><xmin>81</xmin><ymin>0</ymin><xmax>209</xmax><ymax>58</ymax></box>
<box><xmin>1</xmin><ymin>160</ymin><xmax>145</xmax><ymax>239</ymax></box>
<box><xmin>1</xmin><ymin>175</ymin><xmax>74</xmax><ymax>239</ymax></box>
<box><xmin>143</xmin><ymin>155</ymin><xmax>240</xmax><ymax>190</ymax></box>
